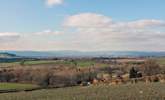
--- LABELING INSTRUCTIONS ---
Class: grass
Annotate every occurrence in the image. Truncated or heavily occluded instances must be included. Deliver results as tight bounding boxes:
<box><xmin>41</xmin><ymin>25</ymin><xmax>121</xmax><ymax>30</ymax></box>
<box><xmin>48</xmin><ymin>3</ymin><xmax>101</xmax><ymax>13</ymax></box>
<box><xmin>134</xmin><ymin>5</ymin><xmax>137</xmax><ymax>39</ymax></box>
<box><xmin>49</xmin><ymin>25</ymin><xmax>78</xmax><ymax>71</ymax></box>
<box><xmin>0</xmin><ymin>62</ymin><xmax>20</xmax><ymax>68</ymax></box>
<box><xmin>0</xmin><ymin>60</ymin><xmax>108</xmax><ymax>68</ymax></box>
<box><xmin>0</xmin><ymin>83</ymin><xmax>39</xmax><ymax>91</ymax></box>
<box><xmin>155</xmin><ymin>57</ymin><xmax>165</xmax><ymax>65</ymax></box>
<box><xmin>24</xmin><ymin>60</ymin><xmax>58</xmax><ymax>65</ymax></box>
<box><xmin>0</xmin><ymin>82</ymin><xmax>165</xmax><ymax>100</ymax></box>
<box><xmin>24</xmin><ymin>60</ymin><xmax>97</xmax><ymax>67</ymax></box>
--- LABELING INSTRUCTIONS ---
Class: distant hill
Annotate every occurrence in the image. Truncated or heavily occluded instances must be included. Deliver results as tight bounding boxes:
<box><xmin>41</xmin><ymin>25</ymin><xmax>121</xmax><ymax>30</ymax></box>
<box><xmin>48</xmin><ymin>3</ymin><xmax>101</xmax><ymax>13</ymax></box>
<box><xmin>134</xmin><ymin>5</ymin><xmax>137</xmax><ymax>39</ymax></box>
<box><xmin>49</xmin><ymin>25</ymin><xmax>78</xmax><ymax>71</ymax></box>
<box><xmin>0</xmin><ymin>53</ymin><xmax>17</xmax><ymax>58</ymax></box>
<box><xmin>2</xmin><ymin>51</ymin><xmax>165</xmax><ymax>58</ymax></box>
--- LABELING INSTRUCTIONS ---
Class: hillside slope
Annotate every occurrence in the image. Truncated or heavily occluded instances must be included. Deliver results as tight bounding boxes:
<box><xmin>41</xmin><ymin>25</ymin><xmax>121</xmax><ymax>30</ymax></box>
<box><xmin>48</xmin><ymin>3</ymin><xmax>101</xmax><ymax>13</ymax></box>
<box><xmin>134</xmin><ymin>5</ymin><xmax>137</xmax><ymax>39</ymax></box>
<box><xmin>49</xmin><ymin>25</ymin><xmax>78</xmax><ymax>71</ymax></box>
<box><xmin>0</xmin><ymin>53</ymin><xmax>17</xmax><ymax>58</ymax></box>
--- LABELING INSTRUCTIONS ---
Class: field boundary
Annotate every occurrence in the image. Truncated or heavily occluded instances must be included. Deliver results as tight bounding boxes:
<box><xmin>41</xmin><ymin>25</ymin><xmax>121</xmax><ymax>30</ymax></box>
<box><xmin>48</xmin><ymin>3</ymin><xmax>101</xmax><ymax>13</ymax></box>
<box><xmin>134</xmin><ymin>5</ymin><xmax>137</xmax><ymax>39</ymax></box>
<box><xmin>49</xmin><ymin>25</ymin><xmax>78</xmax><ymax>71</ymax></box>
<box><xmin>0</xmin><ymin>87</ymin><xmax>43</xmax><ymax>94</ymax></box>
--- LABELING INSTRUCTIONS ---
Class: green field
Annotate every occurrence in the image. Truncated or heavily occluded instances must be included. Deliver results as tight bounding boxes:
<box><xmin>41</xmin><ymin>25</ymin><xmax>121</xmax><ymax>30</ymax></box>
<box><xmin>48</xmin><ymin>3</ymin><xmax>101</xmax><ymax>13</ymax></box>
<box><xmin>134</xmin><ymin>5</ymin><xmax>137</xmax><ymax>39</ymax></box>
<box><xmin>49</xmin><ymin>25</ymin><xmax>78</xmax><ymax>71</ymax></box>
<box><xmin>0</xmin><ymin>83</ymin><xmax>164</xmax><ymax>100</ymax></box>
<box><xmin>0</xmin><ymin>62</ymin><xmax>20</xmax><ymax>68</ymax></box>
<box><xmin>24</xmin><ymin>60</ymin><xmax>99</xmax><ymax>67</ymax></box>
<box><xmin>0</xmin><ymin>83</ymin><xmax>39</xmax><ymax>91</ymax></box>
<box><xmin>0</xmin><ymin>60</ymin><xmax>108</xmax><ymax>68</ymax></box>
<box><xmin>24</xmin><ymin>60</ymin><xmax>60</xmax><ymax>65</ymax></box>
<box><xmin>156</xmin><ymin>57</ymin><xmax>165</xmax><ymax>65</ymax></box>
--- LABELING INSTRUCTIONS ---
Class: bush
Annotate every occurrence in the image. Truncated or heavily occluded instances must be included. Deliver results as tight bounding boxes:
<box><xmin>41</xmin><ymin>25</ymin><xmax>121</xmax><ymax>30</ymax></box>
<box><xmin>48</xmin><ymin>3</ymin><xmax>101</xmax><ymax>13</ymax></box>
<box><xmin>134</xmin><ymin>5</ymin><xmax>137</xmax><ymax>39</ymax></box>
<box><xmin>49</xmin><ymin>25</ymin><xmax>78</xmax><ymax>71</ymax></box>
<box><xmin>76</xmin><ymin>71</ymin><xmax>97</xmax><ymax>84</ymax></box>
<box><xmin>141</xmin><ymin>59</ymin><xmax>161</xmax><ymax>76</ymax></box>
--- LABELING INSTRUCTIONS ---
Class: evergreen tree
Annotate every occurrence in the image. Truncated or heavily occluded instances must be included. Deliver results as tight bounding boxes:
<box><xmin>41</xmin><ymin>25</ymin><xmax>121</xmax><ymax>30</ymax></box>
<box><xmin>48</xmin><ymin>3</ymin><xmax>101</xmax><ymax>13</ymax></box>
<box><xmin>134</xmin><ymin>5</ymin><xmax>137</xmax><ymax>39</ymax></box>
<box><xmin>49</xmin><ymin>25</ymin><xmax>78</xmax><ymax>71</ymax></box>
<box><xmin>129</xmin><ymin>67</ymin><xmax>137</xmax><ymax>78</ymax></box>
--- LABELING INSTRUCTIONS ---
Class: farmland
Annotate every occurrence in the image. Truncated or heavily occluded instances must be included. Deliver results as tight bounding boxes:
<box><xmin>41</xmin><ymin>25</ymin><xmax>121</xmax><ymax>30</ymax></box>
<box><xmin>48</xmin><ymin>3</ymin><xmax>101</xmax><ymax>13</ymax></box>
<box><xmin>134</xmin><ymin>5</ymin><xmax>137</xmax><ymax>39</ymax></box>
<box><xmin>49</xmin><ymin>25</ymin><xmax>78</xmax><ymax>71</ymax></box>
<box><xmin>7</xmin><ymin>57</ymin><xmax>164</xmax><ymax>67</ymax></box>
<box><xmin>0</xmin><ymin>59</ymin><xmax>108</xmax><ymax>68</ymax></box>
<box><xmin>23</xmin><ymin>60</ymin><xmax>97</xmax><ymax>67</ymax></box>
<box><xmin>0</xmin><ymin>56</ymin><xmax>165</xmax><ymax>100</ymax></box>
<box><xmin>0</xmin><ymin>83</ymin><xmax>39</xmax><ymax>91</ymax></box>
<box><xmin>0</xmin><ymin>83</ymin><xmax>165</xmax><ymax>100</ymax></box>
<box><xmin>155</xmin><ymin>57</ymin><xmax>165</xmax><ymax>65</ymax></box>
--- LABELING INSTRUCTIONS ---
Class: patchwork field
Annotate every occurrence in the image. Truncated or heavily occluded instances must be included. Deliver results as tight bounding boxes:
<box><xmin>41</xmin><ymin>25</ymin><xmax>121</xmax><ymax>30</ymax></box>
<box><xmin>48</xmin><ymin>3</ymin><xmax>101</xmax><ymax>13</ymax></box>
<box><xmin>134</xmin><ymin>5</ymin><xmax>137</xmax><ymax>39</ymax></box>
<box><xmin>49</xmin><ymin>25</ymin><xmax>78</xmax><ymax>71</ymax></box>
<box><xmin>0</xmin><ymin>59</ymin><xmax>109</xmax><ymax>68</ymax></box>
<box><xmin>0</xmin><ymin>83</ymin><xmax>165</xmax><ymax>100</ymax></box>
<box><xmin>0</xmin><ymin>57</ymin><xmax>165</xmax><ymax>100</ymax></box>
<box><xmin>1</xmin><ymin>57</ymin><xmax>164</xmax><ymax>68</ymax></box>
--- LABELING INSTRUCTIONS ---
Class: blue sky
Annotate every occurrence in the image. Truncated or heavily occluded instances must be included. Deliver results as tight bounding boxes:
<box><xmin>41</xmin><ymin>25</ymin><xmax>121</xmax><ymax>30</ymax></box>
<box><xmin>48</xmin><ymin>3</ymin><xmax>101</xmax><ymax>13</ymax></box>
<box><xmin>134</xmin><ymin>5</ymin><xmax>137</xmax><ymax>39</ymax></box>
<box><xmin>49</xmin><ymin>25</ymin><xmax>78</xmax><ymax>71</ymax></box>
<box><xmin>0</xmin><ymin>0</ymin><xmax>165</xmax><ymax>51</ymax></box>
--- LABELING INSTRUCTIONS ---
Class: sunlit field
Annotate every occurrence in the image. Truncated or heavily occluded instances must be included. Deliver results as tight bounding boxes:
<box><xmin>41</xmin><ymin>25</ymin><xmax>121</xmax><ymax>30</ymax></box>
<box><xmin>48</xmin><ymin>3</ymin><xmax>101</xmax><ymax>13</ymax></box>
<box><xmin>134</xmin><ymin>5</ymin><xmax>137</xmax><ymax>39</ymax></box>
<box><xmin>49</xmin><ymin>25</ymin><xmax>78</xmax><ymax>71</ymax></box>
<box><xmin>156</xmin><ymin>57</ymin><xmax>165</xmax><ymax>66</ymax></box>
<box><xmin>0</xmin><ymin>83</ymin><xmax>39</xmax><ymax>91</ymax></box>
<box><xmin>0</xmin><ymin>59</ymin><xmax>109</xmax><ymax>68</ymax></box>
<box><xmin>0</xmin><ymin>83</ymin><xmax>165</xmax><ymax>100</ymax></box>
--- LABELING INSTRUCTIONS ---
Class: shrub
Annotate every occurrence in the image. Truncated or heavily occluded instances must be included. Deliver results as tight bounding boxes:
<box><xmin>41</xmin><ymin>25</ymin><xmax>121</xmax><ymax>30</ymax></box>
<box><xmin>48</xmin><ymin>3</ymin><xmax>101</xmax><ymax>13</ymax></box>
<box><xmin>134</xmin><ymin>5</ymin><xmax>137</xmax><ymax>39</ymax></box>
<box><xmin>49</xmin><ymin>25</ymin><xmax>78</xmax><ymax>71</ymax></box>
<box><xmin>76</xmin><ymin>71</ymin><xmax>97</xmax><ymax>84</ymax></box>
<box><xmin>141</xmin><ymin>59</ymin><xmax>161</xmax><ymax>76</ymax></box>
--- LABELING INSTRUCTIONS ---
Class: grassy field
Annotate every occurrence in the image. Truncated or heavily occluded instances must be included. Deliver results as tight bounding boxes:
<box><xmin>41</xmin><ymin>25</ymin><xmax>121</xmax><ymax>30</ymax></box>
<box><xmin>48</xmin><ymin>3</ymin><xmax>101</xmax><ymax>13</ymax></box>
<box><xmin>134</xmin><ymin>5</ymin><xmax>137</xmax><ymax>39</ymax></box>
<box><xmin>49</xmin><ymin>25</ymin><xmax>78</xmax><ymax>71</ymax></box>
<box><xmin>1</xmin><ymin>57</ymin><xmax>165</xmax><ymax>67</ymax></box>
<box><xmin>0</xmin><ymin>83</ymin><xmax>164</xmax><ymax>100</ymax></box>
<box><xmin>23</xmin><ymin>60</ymin><xmax>100</xmax><ymax>67</ymax></box>
<box><xmin>0</xmin><ymin>83</ymin><xmax>39</xmax><ymax>91</ymax></box>
<box><xmin>156</xmin><ymin>57</ymin><xmax>165</xmax><ymax>65</ymax></box>
<box><xmin>0</xmin><ymin>62</ymin><xmax>20</xmax><ymax>68</ymax></box>
<box><xmin>0</xmin><ymin>60</ymin><xmax>108</xmax><ymax>68</ymax></box>
<box><xmin>24</xmin><ymin>60</ymin><xmax>60</xmax><ymax>65</ymax></box>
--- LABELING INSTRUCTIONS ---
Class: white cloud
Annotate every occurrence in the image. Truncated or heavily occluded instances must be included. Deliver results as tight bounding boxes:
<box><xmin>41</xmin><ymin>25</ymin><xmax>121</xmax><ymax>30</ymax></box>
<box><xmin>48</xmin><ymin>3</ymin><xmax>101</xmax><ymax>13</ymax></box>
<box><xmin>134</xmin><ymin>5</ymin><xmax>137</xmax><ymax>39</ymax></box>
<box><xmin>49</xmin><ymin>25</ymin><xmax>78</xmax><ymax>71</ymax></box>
<box><xmin>35</xmin><ymin>30</ymin><xmax>63</xmax><ymax>35</ymax></box>
<box><xmin>125</xmin><ymin>19</ymin><xmax>165</xmax><ymax>28</ymax></box>
<box><xmin>0</xmin><ymin>32</ymin><xmax>19</xmax><ymax>37</ymax></box>
<box><xmin>64</xmin><ymin>13</ymin><xmax>112</xmax><ymax>28</ymax></box>
<box><xmin>46</xmin><ymin>0</ymin><xmax>64</xmax><ymax>7</ymax></box>
<box><xmin>1</xmin><ymin>13</ymin><xmax>165</xmax><ymax>51</ymax></box>
<box><xmin>0</xmin><ymin>32</ymin><xmax>20</xmax><ymax>42</ymax></box>
<box><xmin>64</xmin><ymin>13</ymin><xmax>165</xmax><ymax>29</ymax></box>
<box><xmin>62</xmin><ymin>13</ymin><xmax>165</xmax><ymax>51</ymax></box>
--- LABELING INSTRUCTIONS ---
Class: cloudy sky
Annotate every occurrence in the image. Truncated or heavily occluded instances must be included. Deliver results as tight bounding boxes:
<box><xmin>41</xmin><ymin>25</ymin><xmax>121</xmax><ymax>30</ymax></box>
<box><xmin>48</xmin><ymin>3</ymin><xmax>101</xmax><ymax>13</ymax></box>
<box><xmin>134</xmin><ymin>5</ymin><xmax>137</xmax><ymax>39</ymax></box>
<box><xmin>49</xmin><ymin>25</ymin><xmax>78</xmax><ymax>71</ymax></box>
<box><xmin>0</xmin><ymin>0</ymin><xmax>165</xmax><ymax>51</ymax></box>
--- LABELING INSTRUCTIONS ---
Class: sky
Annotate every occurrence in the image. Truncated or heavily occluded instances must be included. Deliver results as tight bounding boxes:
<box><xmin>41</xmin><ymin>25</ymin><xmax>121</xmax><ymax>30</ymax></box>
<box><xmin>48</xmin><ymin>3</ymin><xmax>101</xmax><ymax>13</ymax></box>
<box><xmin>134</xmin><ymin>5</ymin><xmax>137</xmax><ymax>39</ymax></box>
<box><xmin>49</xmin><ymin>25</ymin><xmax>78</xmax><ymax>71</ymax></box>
<box><xmin>0</xmin><ymin>0</ymin><xmax>165</xmax><ymax>51</ymax></box>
